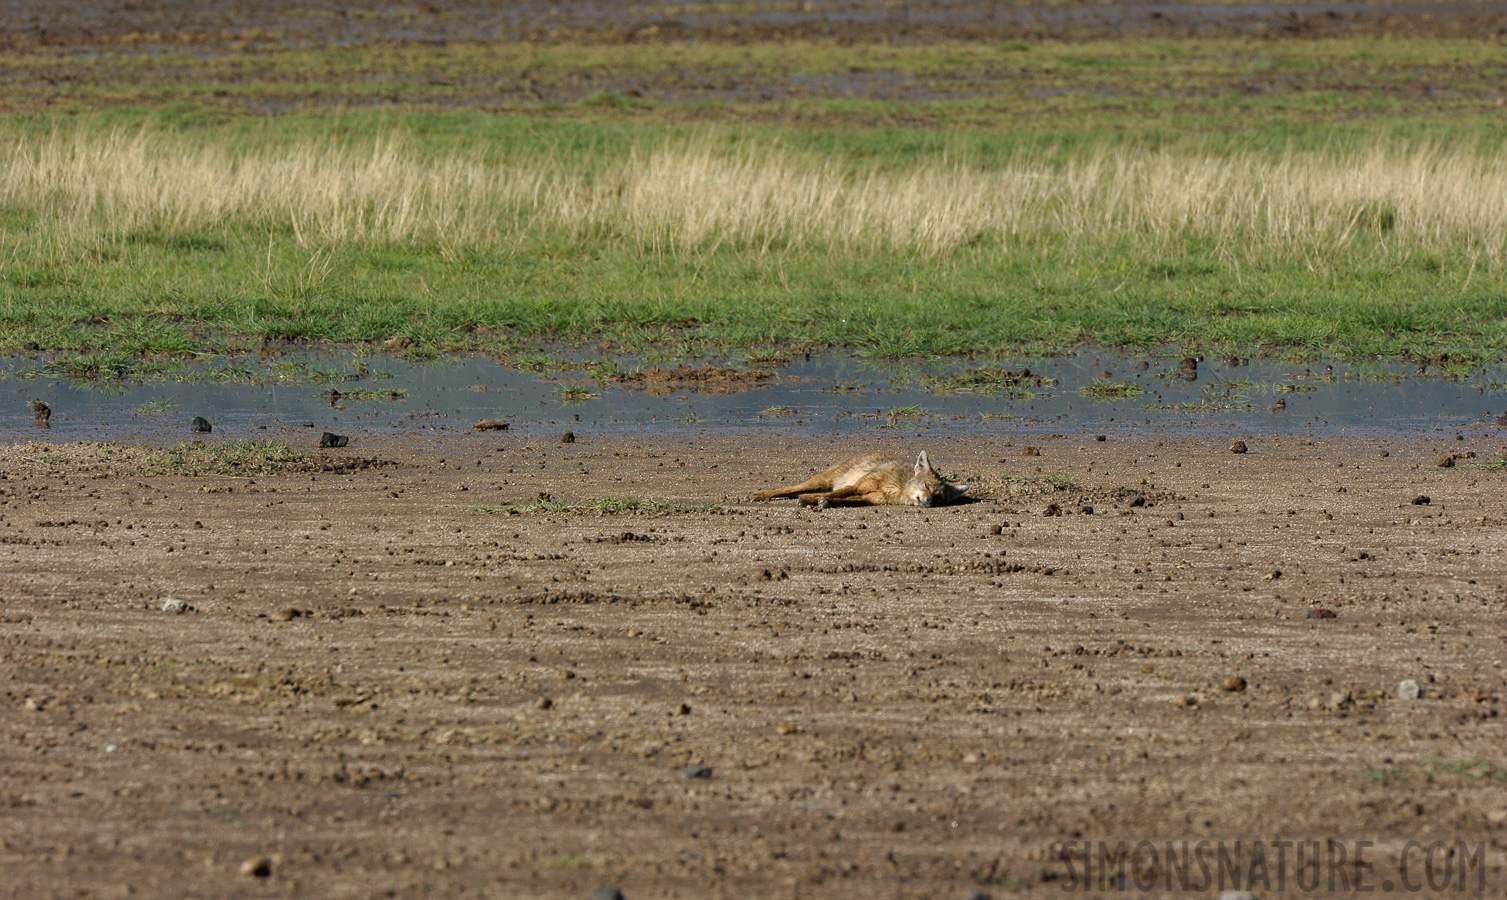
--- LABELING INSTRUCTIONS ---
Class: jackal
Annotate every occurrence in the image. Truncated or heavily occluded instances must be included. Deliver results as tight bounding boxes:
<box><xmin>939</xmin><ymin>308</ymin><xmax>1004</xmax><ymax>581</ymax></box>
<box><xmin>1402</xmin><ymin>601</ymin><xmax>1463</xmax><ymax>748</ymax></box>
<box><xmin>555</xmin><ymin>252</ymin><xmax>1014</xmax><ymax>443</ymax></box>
<box><xmin>750</xmin><ymin>452</ymin><xmax>969</xmax><ymax>508</ymax></box>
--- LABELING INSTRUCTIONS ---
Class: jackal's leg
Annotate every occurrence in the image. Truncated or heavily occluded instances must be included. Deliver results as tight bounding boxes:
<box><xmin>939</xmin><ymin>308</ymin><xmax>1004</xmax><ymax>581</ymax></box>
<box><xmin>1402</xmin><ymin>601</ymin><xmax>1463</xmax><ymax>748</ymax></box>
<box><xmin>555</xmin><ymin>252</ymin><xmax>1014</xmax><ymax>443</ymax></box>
<box><xmin>750</xmin><ymin>466</ymin><xmax>842</xmax><ymax>501</ymax></box>
<box><xmin>797</xmin><ymin>485</ymin><xmax>866</xmax><ymax>507</ymax></box>
<box><xmin>817</xmin><ymin>490</ymin><xmax>893</xmax><ymax>507</ymax></box>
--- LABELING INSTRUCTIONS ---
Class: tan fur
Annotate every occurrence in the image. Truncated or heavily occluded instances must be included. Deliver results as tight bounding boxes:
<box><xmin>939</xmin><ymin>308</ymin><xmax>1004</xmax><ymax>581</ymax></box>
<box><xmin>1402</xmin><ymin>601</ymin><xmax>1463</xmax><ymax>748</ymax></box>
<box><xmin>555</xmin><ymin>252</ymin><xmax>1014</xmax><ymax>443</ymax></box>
<box><xmin>750</xmin><ymin>451</ymin><xmax>969</xmax><ymax>509</ymax></box>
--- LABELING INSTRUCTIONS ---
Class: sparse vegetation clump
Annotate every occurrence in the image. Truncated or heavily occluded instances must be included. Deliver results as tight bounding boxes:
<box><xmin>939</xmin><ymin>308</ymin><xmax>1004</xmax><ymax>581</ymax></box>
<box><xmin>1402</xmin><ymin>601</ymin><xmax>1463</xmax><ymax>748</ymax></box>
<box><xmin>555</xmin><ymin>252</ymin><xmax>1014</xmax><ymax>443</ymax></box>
<box><xmin>1077</xmin><ymin>381</ymin><xmax>1142</xmax><ymax>400</ymax></box>
<box><xmin>140</xmin><ymin>440</ymin><xmax>311</xmax><ymax>477</ymax></box>
<box><xmin>473</xmin><ymin>497</ymin><xmax>715</xmax><ymax>516</ymax></box>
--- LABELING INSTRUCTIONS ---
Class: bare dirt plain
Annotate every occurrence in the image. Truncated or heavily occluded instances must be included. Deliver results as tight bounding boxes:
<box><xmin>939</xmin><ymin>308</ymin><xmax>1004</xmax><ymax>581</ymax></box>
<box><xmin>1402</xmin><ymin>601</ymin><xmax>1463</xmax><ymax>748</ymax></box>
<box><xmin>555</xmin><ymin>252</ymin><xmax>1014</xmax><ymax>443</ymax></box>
<box><xmin>3</xmin><ymin>431</ymin><xmax>1507</xmax><ymax>898</ymax></box>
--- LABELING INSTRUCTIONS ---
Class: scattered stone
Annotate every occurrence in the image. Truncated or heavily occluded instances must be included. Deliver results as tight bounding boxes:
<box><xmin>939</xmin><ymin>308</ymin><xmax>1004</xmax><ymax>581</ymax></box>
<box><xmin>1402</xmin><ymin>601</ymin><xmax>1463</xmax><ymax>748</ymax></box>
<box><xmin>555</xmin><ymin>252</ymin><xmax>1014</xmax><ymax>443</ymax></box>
<box><xmin>474</xmin><ymin>419</ymin><xmax>510</xmax><ymax>431</ymax></box>
<box><xmin>684</xmin><ymin>765</ymin><xmax>713</xmax><ymax>779</ymax></box>
<box><xmin>1042</xmin><ymin>503</ymin><xmax>1061</xmax><ymax>517</ymax></box>
<box><xmin>1095</xmin><ymin>434</ymin><xmax>1106</xmax><ymax>442</ymax></box>
<box><xmin>24</xmin><ymin>697</ymin><xmax>44</xmax><ymax>711</ymax></box>
<box><xmin>1222</xmin><ymin>676</ymin><xmax>1247</xmax><ymax>693</ymax></box>
<box><xmin>1270</xmin><ymin>397</ymin><xmax>1286</xmax><ymax>412</ymax></box>
<box><xmin>1436</xmin><ymin>455</ymin><xmax>1455</xmax><ymax>468</ymax></box>
<box><xmin>30</xmin><ymin>400</ymin><xmax>50</xmax><ymax>427</ymax></box>
<box><xmin>1229</xmin><ymin>440</ymin><xmax>1248</xmax><ymax>454</ymax></box>
<box><xmin>1222</xmin><ymin>355</ymin><xmax>1242</xmax><ymax>368</ymax></box>
<box><xmin>1079</xmin><ymin>505</ymin><xmax>1094</xmax><ymax>515</ymax></box>
<box><xmin>561</xmin><ymin>431</ymin><xmax>575</xmax><ymax>444</ymax></box>
<box><xmin>319</xmin><ymin>432</ymin><xmax>349</xmax><ymax>448</ymax></box>
<box><xmin>1172</xmin><ymin>695</ymin><xmax>1197</xmax><ymax>708</ymax></box>
<box><xmin>626</xmin><ymin>628</ymin><xmax>643</xmax><ymax>638</ymax></box>
<box><xmin>240</xmin><ymin>856</ymin><xmax>272</xmax><ymax>878</ymax></box>
<box><xmin>1307</xmin><ymin>608</ymin><xmax>1336</xmax><ymax>620</ymax></box>
<box><xmin>988</xmin><ymin>524</ymin><xmax>1002</xmax><ymax>535</ymax></box>
<box><xmin>555</xmin><ymin>668</ymin><xmax>575</xmax><ymax>680</ymax></box>
<box><xmin>268</xmin><ymin>608</ymin><xmax>301</xmax><ymax>622</ymax></box>
<box><xmin>191</xmin><ymin>416</ymin><xmax>212</xmax><ymax>433</ymax></box>
<box><xmin>1263</xmin><ymin>569</ymin><xmax>1281</xmax><ymax>581</ymax></box>
<box><xmin>1021</xmin><ymin>446</ymin><xmax>1040</xmax><ymax>456</ymax></box>
<box><xmin>535</xmin><ymin>697</ymin><xmax>553</xmax><ymax>710</ymax></box>
<box><xmin>1378</xmin><ymin>449</ymin><xmax>1389</xmax><ymax>457</ymax></box>
<box><xmin>675</xmin><ymin>703</ymin><xmax>692</xmax><ymax>715</ymax></box>
<box><xmin>968</xmin><ymin>893</ymin><xmax>993</xmax><ymax>900</ymax></box>
<box><xmin>1485</xmin><ymin>808</ymin><xmax>1507</xmax><ymax>826</ymax></box>
<box><xmin>777</xmin><ymin>722</ymin><xmax>798</xmax><ymax>735</ymax></box>
<box><xmin>1411</xmin><ymin>495</ymin><xmax>1430</xmax><ymax>505</ymax></box>
<box><xmin>590</xmin><ymin>888</ymin><xmax>626</xmax><ymax>900</ymax></box>
<box><xmin>1398</xmin><ymin>680</ymin><xmax>1424</xmax><ymax>700</ymax></box>
<box><xmin>160</xmin><ymin>598</ymin><xmax>189</xmax><ymax>614</ymax></box>
<box><xmin>1127</xmin><ymin>495</ymin><xmax>1146</xmax><ymax>508</ymax></box>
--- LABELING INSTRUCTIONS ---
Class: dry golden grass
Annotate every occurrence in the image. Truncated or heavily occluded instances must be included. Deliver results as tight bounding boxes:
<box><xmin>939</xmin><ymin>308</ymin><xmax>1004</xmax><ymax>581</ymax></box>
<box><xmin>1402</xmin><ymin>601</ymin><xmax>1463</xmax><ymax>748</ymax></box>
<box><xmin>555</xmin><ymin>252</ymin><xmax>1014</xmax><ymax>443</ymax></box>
<box><xmin>4</xmin><ymin>127</ymin><xmax>1505</xmax><ymax>264</ymax></box>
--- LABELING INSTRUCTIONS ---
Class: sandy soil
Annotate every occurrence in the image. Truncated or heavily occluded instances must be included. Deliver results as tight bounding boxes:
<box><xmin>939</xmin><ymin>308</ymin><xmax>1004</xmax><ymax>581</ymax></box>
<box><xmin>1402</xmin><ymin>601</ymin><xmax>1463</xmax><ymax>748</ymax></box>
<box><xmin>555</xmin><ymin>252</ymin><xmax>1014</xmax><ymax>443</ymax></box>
<box><xmin>3</xmin><ymin>430</ymin><xmax>1506</xmax><ymax>898</ymax></box>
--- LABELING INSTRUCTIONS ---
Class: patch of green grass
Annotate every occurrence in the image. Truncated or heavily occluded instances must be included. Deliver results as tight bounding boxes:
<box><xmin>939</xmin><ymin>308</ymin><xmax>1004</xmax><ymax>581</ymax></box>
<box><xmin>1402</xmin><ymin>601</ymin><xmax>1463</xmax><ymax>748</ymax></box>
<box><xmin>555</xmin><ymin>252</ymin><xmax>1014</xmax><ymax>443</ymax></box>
<box><xmin>1357</xmin><ymin>758</ymin><xmax>1507</xmax><ymax>784</ymax></box>
<box><xmin>1141</xmin><ymin>401</ymin><xmax>1255</xmax><ymax>413</ymax></box>
<box><xmin>560</xmin><ymin>386</ymin><xmax>597</xmax><ymax>403</ymax></box>
<box><xmin>1472</xmin><ymin>455</ymin><xmax>1507</xmax><ymax>471</ymax></box>
<box><xmin>333</xmin><ymin>388</ymin><xmax>406</xmax><ymax>401</ymax></box>
<box><xmin>130</xmin><ymin>398</ymin><xmax>176</xmax><ymax>415</ymax></box>
<box><xmin>673</xmin><ymin>413</ymin><xmax>704</xmax><ymax>425</ymax></box>
<box><xmin>472</xmin><ymin>497</ymin><xmax>715</xmax><ymax>516</ymax></box>
<box><xmin>139</xmin><ymin>440</ymin><xmax>309</xmax><ymax>477</ymax></box>
<box><xmin>1077</xmin><ymin>381</ymin><xmax>1143</xmax><ymax>400</ymax></box>
<box><xmin>923</xmin><ymin>367</ymin><xmax>1052</xmax><ymax>395</ymax></box>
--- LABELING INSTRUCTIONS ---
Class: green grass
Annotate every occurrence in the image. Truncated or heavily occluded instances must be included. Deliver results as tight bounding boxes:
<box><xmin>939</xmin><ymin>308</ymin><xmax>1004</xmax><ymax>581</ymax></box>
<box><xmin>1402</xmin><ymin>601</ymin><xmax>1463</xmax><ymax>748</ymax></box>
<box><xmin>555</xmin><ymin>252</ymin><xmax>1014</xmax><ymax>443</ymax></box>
<box><xmin>1077</xmin><ymin>381</ymin><xmax>1143</xmax><ymax>400</ymax></box>
<box><xmin>1357</xmin><ymin>758</ymin><xmax>1507</xmax><ymax>784</ymax></box>
<box><xmin>7</xmin><ymin>37</ymin><xmax>1507</xmax><ymax>364</ymax></box>
<box><xmin>1472</xmin><ymin>456</ymin><xmax>1507</xmax><ymax>471</ymax></box>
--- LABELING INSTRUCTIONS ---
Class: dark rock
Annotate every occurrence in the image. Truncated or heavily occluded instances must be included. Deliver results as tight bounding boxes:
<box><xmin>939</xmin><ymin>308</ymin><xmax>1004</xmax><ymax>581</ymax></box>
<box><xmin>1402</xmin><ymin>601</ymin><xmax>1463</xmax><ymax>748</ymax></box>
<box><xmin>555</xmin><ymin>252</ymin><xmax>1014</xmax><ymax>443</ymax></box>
<box><xmin>319</xmin><ymin>432</ymin><xmax>349</xmax><ymax>448</ymax></box>
<box><xmin>1229</xmin><ymin>440</ymin><xmax>1247</xmax><ymax>454</ymax></box>
<box><xmin>474</xmin><ymin>419</ymin><xmax>510</xmax><ymax>431</ymax></box>
<box><xmin>684</xmin><ymin>765</ymin><xmax>713</xmax><ymax>779</ymax></box>
<box><xmin>191</xmin><ymin>416</ymin><xmax>212</xmax><ymax>433</ymax></box>
<box><xmin>1128</xmin><ymin>495</ymin><xmax>1146</xmax><ymax>507</ymax></box>
<box><xmin>23</xmin><ymin>341</ymin><xmax>40</xmax><ymax>352</ymax></box>
<box><xmin>590</xmin><ymin>888</ymin><xmax>626</xmax><ymax>900</ymax></box>
<box><xmin>1095</xmin><ymin>434</ymin><xmax>1106</xmax><ymax>441</ymax></box>
<box><xmin>561</xmin><ymin>431</ymin><xmax>575</xmax><ymax>444</ymax></box>
<box><xmin>1436</xmin><ymin>455</ymin><xmax>1455</xmax><ymax>468</ymax></box>
<box><xmin>1021</xmin><ymin>446</ymin><xmax>1040</xmax><ymax>456</ymax></box>
<box><xmin>1222</xmin><ymin>676</ymin><xmax>1247</xmax><ymax>693</ymax></box>
<box><xmin>1307</xmin><ymin>608</ymin><xmax>1337</xmax><ymax>619</ymax></box>
<box><xmin>988</xmin><ymin>524</ymin><xmax>1002</xmax><ymax>535</ymax></box>
<box><xmin>1042</xmin><ymin>503</ymin><xmax>1061</xmax><ymax>517</ymax></box>
<box><xmin>30</xmin><ymin>400</ymin><xmax>50</xmax><ymax>427</ymax></box>
<box><xmin>1411</xmin><ymin>495</ymin><xmax>1430</xmax><ymax>505</ymax></box>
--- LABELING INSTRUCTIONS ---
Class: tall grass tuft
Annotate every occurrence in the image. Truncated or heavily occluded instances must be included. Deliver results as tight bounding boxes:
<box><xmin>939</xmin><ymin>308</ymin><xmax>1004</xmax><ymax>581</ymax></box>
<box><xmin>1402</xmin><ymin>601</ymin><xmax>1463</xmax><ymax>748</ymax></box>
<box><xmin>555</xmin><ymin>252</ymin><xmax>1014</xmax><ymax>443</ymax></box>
<box><xmin>5</xmin><ymin>126</ymin><xmax>1507</xmax><ymax>265</ymax></box>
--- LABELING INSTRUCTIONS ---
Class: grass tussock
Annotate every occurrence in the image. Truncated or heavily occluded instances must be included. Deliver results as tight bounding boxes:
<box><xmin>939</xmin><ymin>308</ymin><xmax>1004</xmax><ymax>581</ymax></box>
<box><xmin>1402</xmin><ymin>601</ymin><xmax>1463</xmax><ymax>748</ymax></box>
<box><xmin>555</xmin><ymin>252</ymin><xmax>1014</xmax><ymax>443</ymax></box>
<box><xmin>140</xmin><ymin>440</ymin><xmax>309</xmax><ymax>477</ymax></box>
<box><xmin>8</xmin><ymin>127</ymin><xmax>1507</xmax><ymax>264</ymax></box>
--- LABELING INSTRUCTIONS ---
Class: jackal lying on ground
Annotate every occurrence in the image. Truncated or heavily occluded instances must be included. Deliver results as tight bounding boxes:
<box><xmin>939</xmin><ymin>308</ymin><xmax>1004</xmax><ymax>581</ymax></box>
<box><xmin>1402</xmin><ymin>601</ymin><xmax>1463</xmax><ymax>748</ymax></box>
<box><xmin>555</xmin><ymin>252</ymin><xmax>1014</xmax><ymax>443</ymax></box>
<box><xmin>750</xmin><ymin>452</ymin><xmax>969</xmax><ymax>508</ymax></box>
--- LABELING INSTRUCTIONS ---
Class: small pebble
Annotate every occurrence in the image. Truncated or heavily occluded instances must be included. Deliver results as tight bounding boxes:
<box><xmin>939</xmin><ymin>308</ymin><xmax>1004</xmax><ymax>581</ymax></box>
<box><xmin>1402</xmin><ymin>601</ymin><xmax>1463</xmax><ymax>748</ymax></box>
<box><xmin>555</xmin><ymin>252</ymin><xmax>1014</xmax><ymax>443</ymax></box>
<box><xmin>191</xmin><ymin>416</ymin><xmax>212</xmax><ymax>433</ymax></box>
<box><xmin>269</xmin><ymin>608</ymin><xmax>300</xmax><ymax>622</ymax></box>
<box><xmin>675</xmin><ymin>703</ymin><xmax>691</xmax><ymax>715</ymax></box>
<box><xmin>684</xmin><ymin>765</ymin><xmax>713</xmax><ymax>779</ymax></box>
<box><xmin>1095</xmin><ymin>434</ymin><xmax>1106</xmax><ymax>442</ymax></box>
<box><xmin>473</xmin><ymin>419</ymin><xmax>510</xmax><ymax>431</ymax></box>
<box><xmin>1042</xmin><ymin>503</ymin><xmax>1061</xmax><ymax>517</ymax></box>
<box><xmin>1229</xmin><ymin>440</ymin><xmax>1247</xmax><ymax>454</ymax></box>
<box><xmin>1222</xmin><ymin>676</ymin><xmax>1247</xmax><ymax>693</ymax></box>
<box><xmin>240</xmin><ymin>856</ymin><xmax>271</xmax><ymax>878</ymax></box>
<box><xmin>1411</xmin><ymin>495</ymin><xmax>1430</xmax><ymax>505</ymax></box>
<box><xmin>555</xmin><ymin>668</ymin><xmax>575</xmax><ymax>680</ymax></box>
<box><xmin>777</xmin><ymin>722</ymin><xmax>798</xmax><ymax>735</ymax></box>
<box><xmin>590</xmin><ymin>889</ymin><xmax>625</xmax><ymax>900</ymax></box>
<box><xmin>1437</xmin><ymin>455</ymin><xmax>1455</xmax><ymax>468</ymax></box>
<box><xmin>988</xmin><ymin>524</ymin><xmax>1002</xmax><ymax>535</ymax></box>
<box><xmin>561</xmin><ymin>431</ymin><xmax>575</xmax><ymax>444</ymax></box>
<box><xmin>535</xmin><ymin>697</ymin><xmax>553</xmax><ymax>710</ymax></box>
<box><xmin>319</xmin><ymin>432</ymin><xmax>349</xmax><ymax>448</ymax></box>
<box><xmin>1021</xmin><ymin>446</ymin><xmax>1040</xmax><ymax>456</ymax></box>
<box><xmin>1398</xmin><ymin>679</ymin><xmax>1424</xmax><ymax>700</ymax></box>
<box><xmin>160</xmin><ymin>598</ymin><xmax>188</xmax><ymax>614</ymax></box>
<box><xmin>1307</xmin><ymin>608</ymin><xmax>1337</xmax><ymax>620</ymax></box>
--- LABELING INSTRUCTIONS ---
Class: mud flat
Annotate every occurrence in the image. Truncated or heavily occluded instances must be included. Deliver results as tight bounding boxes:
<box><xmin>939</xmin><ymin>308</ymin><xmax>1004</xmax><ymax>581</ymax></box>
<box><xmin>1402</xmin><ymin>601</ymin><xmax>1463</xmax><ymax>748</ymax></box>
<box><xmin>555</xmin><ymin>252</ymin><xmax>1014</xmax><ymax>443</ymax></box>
<box><xmin>2</xmin><ymin>431</ymin><xmax>1505</xmax><ymax>897</ymax></box>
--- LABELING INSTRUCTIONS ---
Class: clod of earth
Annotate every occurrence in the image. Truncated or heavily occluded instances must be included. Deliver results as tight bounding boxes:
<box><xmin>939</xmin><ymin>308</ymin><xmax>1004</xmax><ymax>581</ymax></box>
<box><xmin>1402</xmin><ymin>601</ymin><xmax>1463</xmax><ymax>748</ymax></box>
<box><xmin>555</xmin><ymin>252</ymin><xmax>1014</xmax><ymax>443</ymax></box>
<box><xmin>474</xmin><ymin>420</ymin><xmax>510</xmax><ymax>431</ymax></box>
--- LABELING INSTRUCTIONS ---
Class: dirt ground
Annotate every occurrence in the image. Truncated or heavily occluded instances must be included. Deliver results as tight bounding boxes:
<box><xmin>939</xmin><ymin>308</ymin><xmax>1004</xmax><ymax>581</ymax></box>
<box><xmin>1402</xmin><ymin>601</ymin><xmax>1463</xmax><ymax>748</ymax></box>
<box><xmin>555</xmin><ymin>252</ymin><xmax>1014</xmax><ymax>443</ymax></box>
<box><xmin>4</xmin><ymin>0</ymin><xmax>1506</xmax><ymax>49</ymax></box>
<box><xmin>3</xmin><ymin>430</ymin><xmax>1506</xmax><ymax>898</ymax></box>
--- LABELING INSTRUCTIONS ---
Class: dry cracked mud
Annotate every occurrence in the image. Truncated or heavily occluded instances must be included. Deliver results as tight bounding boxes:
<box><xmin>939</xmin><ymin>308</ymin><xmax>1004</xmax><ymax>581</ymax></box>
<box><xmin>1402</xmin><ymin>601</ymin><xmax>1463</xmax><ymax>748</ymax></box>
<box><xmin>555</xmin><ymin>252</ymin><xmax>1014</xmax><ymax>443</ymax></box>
<box><xmin>3</xmin><ymin>431</ymin><xmax>1507</xmax><ymax>898</ymax></box>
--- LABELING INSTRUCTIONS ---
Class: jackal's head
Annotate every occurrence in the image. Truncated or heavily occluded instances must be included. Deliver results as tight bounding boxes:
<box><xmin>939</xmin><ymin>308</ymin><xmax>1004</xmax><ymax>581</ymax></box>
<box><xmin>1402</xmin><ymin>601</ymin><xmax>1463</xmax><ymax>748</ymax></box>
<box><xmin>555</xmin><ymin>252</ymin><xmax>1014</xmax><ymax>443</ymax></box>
<box><xmin>903</xmin><ymin>451</ymin><xmax>969</xmax><ymax>507</ymax></box>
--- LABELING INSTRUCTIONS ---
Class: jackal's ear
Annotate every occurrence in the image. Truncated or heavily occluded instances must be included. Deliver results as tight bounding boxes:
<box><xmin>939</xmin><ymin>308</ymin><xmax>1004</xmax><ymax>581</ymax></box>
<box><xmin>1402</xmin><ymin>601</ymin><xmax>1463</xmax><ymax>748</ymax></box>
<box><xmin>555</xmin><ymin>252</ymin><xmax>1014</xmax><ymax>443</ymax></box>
<box><xmin>915</xmin><ymin>451</ymin><xmax>930</xmax><ymax>474</ymax></box>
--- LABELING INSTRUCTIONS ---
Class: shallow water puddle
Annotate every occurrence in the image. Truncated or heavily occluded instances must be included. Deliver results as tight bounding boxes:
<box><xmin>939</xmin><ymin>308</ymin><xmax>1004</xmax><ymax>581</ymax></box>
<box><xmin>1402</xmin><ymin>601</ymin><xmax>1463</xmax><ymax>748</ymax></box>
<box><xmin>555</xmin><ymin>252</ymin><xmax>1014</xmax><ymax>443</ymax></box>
<box><xmin>2</xmin><ymin>348</ymin><xmax>1505</xmax><ymax>441</ymax></box>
